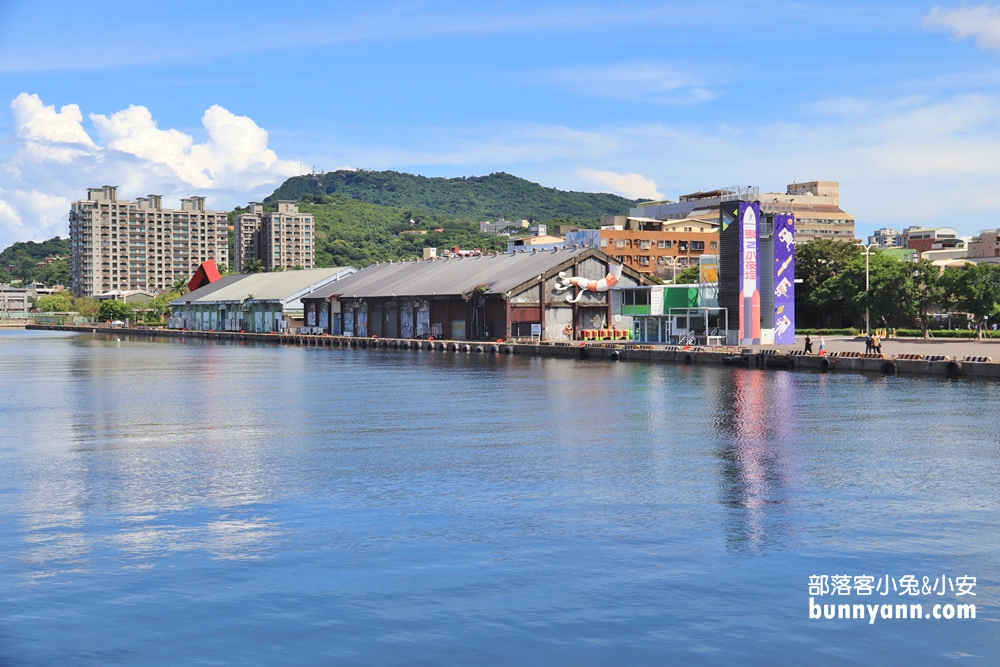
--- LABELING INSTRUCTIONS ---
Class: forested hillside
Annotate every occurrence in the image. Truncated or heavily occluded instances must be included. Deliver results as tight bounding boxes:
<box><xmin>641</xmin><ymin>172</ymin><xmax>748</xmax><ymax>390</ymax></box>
<box><xmin>296</xmin><ymin>196</ymin><xmax>508</xmax><ymax>268</ymax></box>
<box><xmin>268</xmin><ymin>170</ymin><xmax>638</xmax><ymax>223</ymax></box>
<box><xmin>0</xmin><ymin>236</ymin><xmax>70</xmax><ymax>285</ymax></box>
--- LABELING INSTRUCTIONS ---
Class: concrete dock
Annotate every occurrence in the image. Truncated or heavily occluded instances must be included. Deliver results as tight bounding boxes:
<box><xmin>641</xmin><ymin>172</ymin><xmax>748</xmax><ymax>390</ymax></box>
<box><xmin>26</xmin><ymin>324</ymin><xmax>1000</xmax><ymax>380</ymax></box>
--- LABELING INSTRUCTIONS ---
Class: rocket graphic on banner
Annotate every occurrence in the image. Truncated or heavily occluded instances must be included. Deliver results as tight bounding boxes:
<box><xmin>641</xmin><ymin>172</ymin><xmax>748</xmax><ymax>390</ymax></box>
<box><xmin>738</xmin><ymin>202</ymin><xmax>761</xmax><ymax>345</ymax></box>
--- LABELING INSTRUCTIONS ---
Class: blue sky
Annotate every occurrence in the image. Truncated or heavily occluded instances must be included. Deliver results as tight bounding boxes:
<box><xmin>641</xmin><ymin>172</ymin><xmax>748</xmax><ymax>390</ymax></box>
<box><xmin>1</xmin><ymin>0</ymin><xmax>1000</xmax><ymax>249</ymax></box>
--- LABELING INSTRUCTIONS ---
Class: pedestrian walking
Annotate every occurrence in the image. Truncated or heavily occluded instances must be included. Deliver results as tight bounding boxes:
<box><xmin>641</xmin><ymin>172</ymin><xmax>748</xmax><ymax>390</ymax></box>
<box><xmin>818</xmin><ymin>335</ymin><xmax>826</xmax><ymax>355</ymax></box>
<box><xmin>873</xmin><ymin>332</ymin><xmax>881</xmax><ymax>354</ymax></box>
<box><xmin>804</xmin><ymin>335</ymin><xmax>813</xmax><ymax>354</ymax></box>
<box><xmin>865</xmin><ymin>331</ymin><xmax>873</xmax><ymax>354</ymax></box>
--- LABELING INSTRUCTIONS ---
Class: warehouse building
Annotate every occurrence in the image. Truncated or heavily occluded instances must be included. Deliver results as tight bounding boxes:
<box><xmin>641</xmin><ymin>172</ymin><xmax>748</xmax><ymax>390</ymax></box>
<box><xmin>300</xmin><ymin>247</ymin><xmax>647</xmax><ymax>341</ymax></box>
<box><xmin>169</xmin><ymin>266</ymin><xmax>356</xmax><ymax>332</ymax></box>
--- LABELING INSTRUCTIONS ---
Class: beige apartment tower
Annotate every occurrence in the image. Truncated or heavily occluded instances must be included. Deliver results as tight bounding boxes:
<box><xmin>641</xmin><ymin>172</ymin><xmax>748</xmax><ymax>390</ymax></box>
<box><xmin>69</xmin><ymin>186</ymin><xmax>229</xmax><ymax>298</ymax></box>
<box><xmin>233</xmin><ymin>200</ymin><xmax>314</xmax><ymax>272</ymax></box>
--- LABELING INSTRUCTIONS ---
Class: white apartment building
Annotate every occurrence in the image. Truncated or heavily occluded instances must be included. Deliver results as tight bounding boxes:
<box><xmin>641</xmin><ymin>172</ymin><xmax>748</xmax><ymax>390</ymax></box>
<box><xmin>69</xmin><ymin>186</ymin><xmax>229</xmax><ymax>298</ymax></box>
<box><xmin>233</xmin><ymin>200</ymin><xmax>315</xmax><ymax>272</ymax></box>
<box><xmin>868</xmin><ymin>227</ymin><xmax>903</xmax><ymax>248</ymax></box>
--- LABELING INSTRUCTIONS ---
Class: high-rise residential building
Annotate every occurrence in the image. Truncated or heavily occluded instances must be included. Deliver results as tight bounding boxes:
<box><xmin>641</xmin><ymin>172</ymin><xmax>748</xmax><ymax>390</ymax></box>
<box><xmin>234</xmin><ymin>202</ymin><xmax>265</xmax><ymax>272</ymax></box>
<box><xmin>69</xmin><ymin>186</ymin><xmax>229</xmax><ymax>298</ymax></box>
<box><xmin>233</xmin><ymin>200</ymin><xmax>315</xmax><ymax>272</ymax></box>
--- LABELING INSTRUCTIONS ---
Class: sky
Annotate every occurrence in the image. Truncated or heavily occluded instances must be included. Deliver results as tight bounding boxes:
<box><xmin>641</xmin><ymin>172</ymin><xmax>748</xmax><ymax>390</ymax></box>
<box><xmin>1</xmin><ymin>0</ymin><xmax>1000</xmax><ymax>250</ymax></box>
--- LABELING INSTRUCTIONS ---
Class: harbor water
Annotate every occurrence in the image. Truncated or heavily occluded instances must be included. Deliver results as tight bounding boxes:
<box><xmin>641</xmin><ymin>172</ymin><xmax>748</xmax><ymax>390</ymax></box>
<box><xmin>0</xmin><ymin>329</ymin><xmax>997</xmax><ymax>665</ymax></box>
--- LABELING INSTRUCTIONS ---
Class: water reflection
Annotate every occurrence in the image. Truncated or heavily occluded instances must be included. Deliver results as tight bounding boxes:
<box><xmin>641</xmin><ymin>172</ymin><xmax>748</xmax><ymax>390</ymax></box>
<box><xmin>6</xmin><ymin>333</ymin><xmax>286</xmax><ymax>580</ymax></box>
<box><xmin>713</xmin><ymin>369</ymin><xmax>800</xmax><ymax>554</ymax></box>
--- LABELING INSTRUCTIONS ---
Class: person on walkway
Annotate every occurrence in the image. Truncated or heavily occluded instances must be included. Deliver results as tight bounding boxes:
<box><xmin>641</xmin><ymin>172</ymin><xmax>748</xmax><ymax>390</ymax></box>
<box><xmin>865</xmin><ymin>331</ymin><xmax>873</xmax><ymax>354</ymax></box>
<box><xmin>873</xmin><ymin>332</ymin><xmax>881</xmax><ymax>354</ymax></box>
<box><xmin>818</xmin><ymin>335</ymin><xmax>826</xmax><ymax>355</ymax></box>
<box><xmin>804</xmin><ymin>335</ymin><xmax>813</xmax><ymax>354</ymax></box>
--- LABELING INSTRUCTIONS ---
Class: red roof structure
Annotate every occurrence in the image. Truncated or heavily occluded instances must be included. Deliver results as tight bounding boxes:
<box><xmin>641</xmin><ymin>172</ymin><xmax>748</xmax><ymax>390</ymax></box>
<box><xmin>187</xmin><ymin>260</ymin><xmax>222</xmax><ymax>293</ymax></box>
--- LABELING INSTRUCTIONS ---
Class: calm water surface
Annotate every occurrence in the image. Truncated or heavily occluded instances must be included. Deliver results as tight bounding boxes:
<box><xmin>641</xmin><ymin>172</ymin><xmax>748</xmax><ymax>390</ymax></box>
<box><xmin>0</xmin><ymin>330</ymin><xmax>997</xmax><ymax>665</ymax></box>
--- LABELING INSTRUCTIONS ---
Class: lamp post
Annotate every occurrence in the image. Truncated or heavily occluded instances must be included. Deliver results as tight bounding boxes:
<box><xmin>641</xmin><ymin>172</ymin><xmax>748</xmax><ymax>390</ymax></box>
<box><xmin>864</xmin><ymin>243</ymin><xmax>876</xmax><ymax>333</ymax></box>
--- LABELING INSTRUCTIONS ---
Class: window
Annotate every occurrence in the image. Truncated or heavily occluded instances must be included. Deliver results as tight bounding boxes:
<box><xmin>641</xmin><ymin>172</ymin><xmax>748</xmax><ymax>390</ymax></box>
<box><xmin>616</xmin><ymin>239</ymin><xmax>626</xmax><ymax>248</ymax></box>
<box><xmin>710</xmin><ymin>241</ymin><xmax>717</xmax><ymax>249</ymax></box>
<box><xmin>639</xmin><ymin>239</ymin><xmax>651</xmax><ymax>250</ymax></box>
<box><xmin>600</xmin><ymin>238</ymin><xmax>608</xmax><ymax>247</ymax></box>
<box><xmin>657</xmin><ymin>240</ymin><xmax>671</xmax><ymax>249</ymax></box>
<box><xmin>691</xmin><ymin>241</ymin><xmax>705</xmax><ymax>251</ymax></box>
<box><xmin>679</xmin><ymin>241</ymin><xmax>689</xmax><ymax>251</ymax></box>
<box><xmin>639</xmin><ymin>256</ymin><xmax>650</xmax><ymax>266</ymax></box>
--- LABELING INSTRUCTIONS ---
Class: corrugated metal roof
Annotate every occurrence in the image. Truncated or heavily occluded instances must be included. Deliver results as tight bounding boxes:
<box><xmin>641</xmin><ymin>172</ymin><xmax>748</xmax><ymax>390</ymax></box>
<box><xmin>172</xmin><ymin>267</ymin><xmax>354</xmax><ymax>305</ymax></box>
<box><xmin>307</xmin><ymin>248</ymin><xmax>608</xmax><ymax>300</ymax></box>
<box><xmin>170</xmin><ymin>275</ymin><xmax>246</xmax><ymax>303</ymax></box>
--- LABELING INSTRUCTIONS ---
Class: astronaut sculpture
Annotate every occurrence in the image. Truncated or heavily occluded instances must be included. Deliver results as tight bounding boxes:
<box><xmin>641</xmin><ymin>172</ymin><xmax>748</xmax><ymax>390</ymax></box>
<box><xmin>554</xmin><ymin>262</ymin><xmax>623</xmax><ymax>303</ymax></box>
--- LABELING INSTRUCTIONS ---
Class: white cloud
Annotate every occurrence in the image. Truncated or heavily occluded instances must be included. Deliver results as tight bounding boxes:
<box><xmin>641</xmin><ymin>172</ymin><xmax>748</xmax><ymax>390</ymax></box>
<box><xmin>0</xmin><ymin>93</ymin><xmax>299</xmax><ymax>251</ymax></box>
<box><xmin>576</xmin><ymin>168</ymin><xmax>664</xmax><ymax>200</ymax></box>
<box><xmin>533</xmin><ymin>61</ymin><xmax>715</xmax><ymax>105</ymax></box>
<box><xmin>925</xmin><ymin>5</ymin><xmax>1000</xmax><ymax>52</ymax></box>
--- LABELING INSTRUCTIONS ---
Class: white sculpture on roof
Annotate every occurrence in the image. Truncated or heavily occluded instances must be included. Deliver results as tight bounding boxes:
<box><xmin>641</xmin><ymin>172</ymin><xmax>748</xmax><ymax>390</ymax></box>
<box><xmin>554</xmin><ymin>262</ymin><xmax>623</xmax><ymax>303</ymax></box>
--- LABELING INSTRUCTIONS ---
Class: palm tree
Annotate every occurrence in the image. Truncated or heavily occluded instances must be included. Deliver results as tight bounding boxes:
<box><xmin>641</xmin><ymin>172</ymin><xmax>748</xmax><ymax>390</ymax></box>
<box><xmin>171</xmin><ymin>276</ymin><xmax>189</xmax><ymax>295</ymax></box>
<box><xmin>247</xmin><ymin>259</ymin><xmax>265</xmax><ymax>274</ymax></box>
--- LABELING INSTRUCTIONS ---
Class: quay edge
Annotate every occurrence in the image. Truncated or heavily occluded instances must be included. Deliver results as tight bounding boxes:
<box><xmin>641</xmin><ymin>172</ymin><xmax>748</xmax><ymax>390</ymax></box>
<box><xmin>24</xmin><ymin>324</ymin><xmax>1000</xmax><ymax>380</ymax></box>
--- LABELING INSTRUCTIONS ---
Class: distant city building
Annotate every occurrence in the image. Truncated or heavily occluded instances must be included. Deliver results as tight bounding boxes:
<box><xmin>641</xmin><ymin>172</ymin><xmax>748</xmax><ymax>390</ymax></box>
<box><xmin>507</xmin><ymin>235</ymin><xmax>569</xmax><ymax>253</ymax></box>
<box><xmin>969</xmin><ymin>229</ymin><xmax>1000</xmax><ymax>258</ymax></box>
<box><xmin>69</xmin><ymin>186</ymin><xmax>229</xmax><ymax>298</ymax></box>
<box><xmin>631</xmin><ymin>181</ymin><xmax>856</xmax><ymax>244</ymax></box>
<box><xmin>902</xmin><ymin>226</ymin><xmax>962</xmax><ymax>255</ymax></box>
<box><xmin>479</xmin><ymin>218</ymin><xmax>528</xmax><ymax>235</ymax></box>
<box><xmin>94</xmin><ymin>289</ymin><xmax>155</xmax><ymax>304</ymax></box>
<box><xmin>0</xmin><ymin>284</ymin><xmax>29</xmax><ymax>313</ymax></box>
<box><xmin>598</xmin><ymin>215</ymin><xmax>720</xmax><ymax>278</ymax></box>
<box><xmin>868</xmin><ymin>227</ymin><xmax>903</xmax><ymax>248</ymax></box>
<box><xmin>234</xmin><ymin>200</ymin><xmax>315</xmax><ymax>272</ymax></box>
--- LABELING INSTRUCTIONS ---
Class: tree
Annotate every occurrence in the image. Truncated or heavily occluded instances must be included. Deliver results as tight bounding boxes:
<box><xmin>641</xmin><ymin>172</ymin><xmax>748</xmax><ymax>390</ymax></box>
<box><xmin>98</xmin><ymin>299</ymin><xmax>128</xmax><ymax>322</ymax></box>
<box><xmin>36</xmin><ymin>293</ymin><xmax>75</xmax><ymax>312</ymax></box>
<box><xmin>171</xmin><ymin>276</ymin><xmax>189</xmax><ymax>295</ymax></box>
<box><xmin>795</xmin><ymin>239</ymin><xmax>862</xmax><ymax>326</ymax></box>
<box><xmin>74</xmin><ymin>297</ymin><xmax>99</xmax><ymax>319</ymax></box>
<box><xmin>812</xmin><ymin>251</ymin><xmax>915</xmax><ymax>329</ymax></box>
<box><xmin>941</xmin><ymin>262</ymin><xmax>1000</xmax><ymax>338</ymax></box>
<box><xmin>911</xmin><ymin>260</ymin><xmax>943</xmax><ymax>339</ymax></box>
<box><xmin>246</xmin><ymin>259</ymin><xmax>265</xmax><ymax>273</ymax></box>
<box><xmin>673</xmin><ymin>265</ymin><xmax>701</xmax><ymax>284</ymax></box>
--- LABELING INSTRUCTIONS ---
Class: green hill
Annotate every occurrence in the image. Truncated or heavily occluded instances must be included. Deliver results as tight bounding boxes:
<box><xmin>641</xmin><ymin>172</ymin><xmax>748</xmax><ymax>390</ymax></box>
<box><xmin>267</xmin><ymin>170</ymin><xmax>638</xmax><ymax>223</ymax></box>
<box><xmin>283</xmin><ymin>196</ymin><xmax>508</xmax><ymax>268</ymax></box>
<box><xmin>0</xmin><ymin>236</ymin><xmax>70</xmax><ymax>286</ymax></box>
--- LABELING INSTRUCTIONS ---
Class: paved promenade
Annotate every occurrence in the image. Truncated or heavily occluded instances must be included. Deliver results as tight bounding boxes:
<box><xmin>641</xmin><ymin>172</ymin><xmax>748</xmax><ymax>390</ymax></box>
<box><xmin>774</xmin><ymin>336</ymin><xmax>1000</xmax><ymax>359</ymax></box>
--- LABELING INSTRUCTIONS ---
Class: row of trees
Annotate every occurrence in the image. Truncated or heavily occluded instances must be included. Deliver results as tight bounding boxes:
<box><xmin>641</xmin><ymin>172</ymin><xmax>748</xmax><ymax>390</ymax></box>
<box><xmin>35</xmin><ymin>291</ymin><xmax>181</xmax><ymax>323</ymax></box>
<box><xmin>797</xmin><ymin>240</ymin><xmax>1000</xmax><ymax>338</ymax></box>
<box><xmin>34</xmin><ymin>276</ymin><xmax>189</xmax><ymax>323</ymax></box>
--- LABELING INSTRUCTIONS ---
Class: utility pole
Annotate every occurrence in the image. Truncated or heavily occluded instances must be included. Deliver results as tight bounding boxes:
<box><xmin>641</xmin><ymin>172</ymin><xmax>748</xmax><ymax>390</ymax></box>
<box><xmin>864</xmin><ymin>243</ymin><xmax>876</xmax><ymax>333</ymax></box>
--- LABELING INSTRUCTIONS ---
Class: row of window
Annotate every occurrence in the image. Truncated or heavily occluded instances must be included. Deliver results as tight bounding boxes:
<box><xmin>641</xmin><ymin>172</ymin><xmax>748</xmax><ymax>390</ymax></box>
<box><xmin>602</xmin><ymin>238</ymin><xmax>715</xmax><ymax>251</ymax></box>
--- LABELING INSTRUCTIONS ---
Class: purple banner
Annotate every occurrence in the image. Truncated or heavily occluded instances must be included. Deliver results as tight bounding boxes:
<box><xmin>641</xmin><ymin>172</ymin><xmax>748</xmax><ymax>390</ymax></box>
<box><xmin>773</xmin><ymin>214</ymin><xmax>795</xmax><ymax>345</ymax></box>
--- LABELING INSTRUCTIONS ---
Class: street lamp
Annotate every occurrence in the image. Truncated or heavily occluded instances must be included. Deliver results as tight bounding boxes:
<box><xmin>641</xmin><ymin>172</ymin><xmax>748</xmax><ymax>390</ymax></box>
<box><xmin>864</xmin><ymin>243</ymin><xmax>876</xmax><ymax>333</ymax></box>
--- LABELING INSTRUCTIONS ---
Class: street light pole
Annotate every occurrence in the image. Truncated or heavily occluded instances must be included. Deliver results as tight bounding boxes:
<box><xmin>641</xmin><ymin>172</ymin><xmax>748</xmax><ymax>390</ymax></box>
<box><xmin>864</xmin><ymin>243</ymin><xmax>875</xmax><ymax>333</ymax></box>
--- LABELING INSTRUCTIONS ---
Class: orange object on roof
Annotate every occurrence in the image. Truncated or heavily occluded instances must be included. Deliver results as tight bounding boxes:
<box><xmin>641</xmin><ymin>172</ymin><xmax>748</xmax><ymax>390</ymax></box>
<box><xmin>188</xmin><ymin>260</ymin><xmax>222</xmax><ymax>292</ymax></box>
